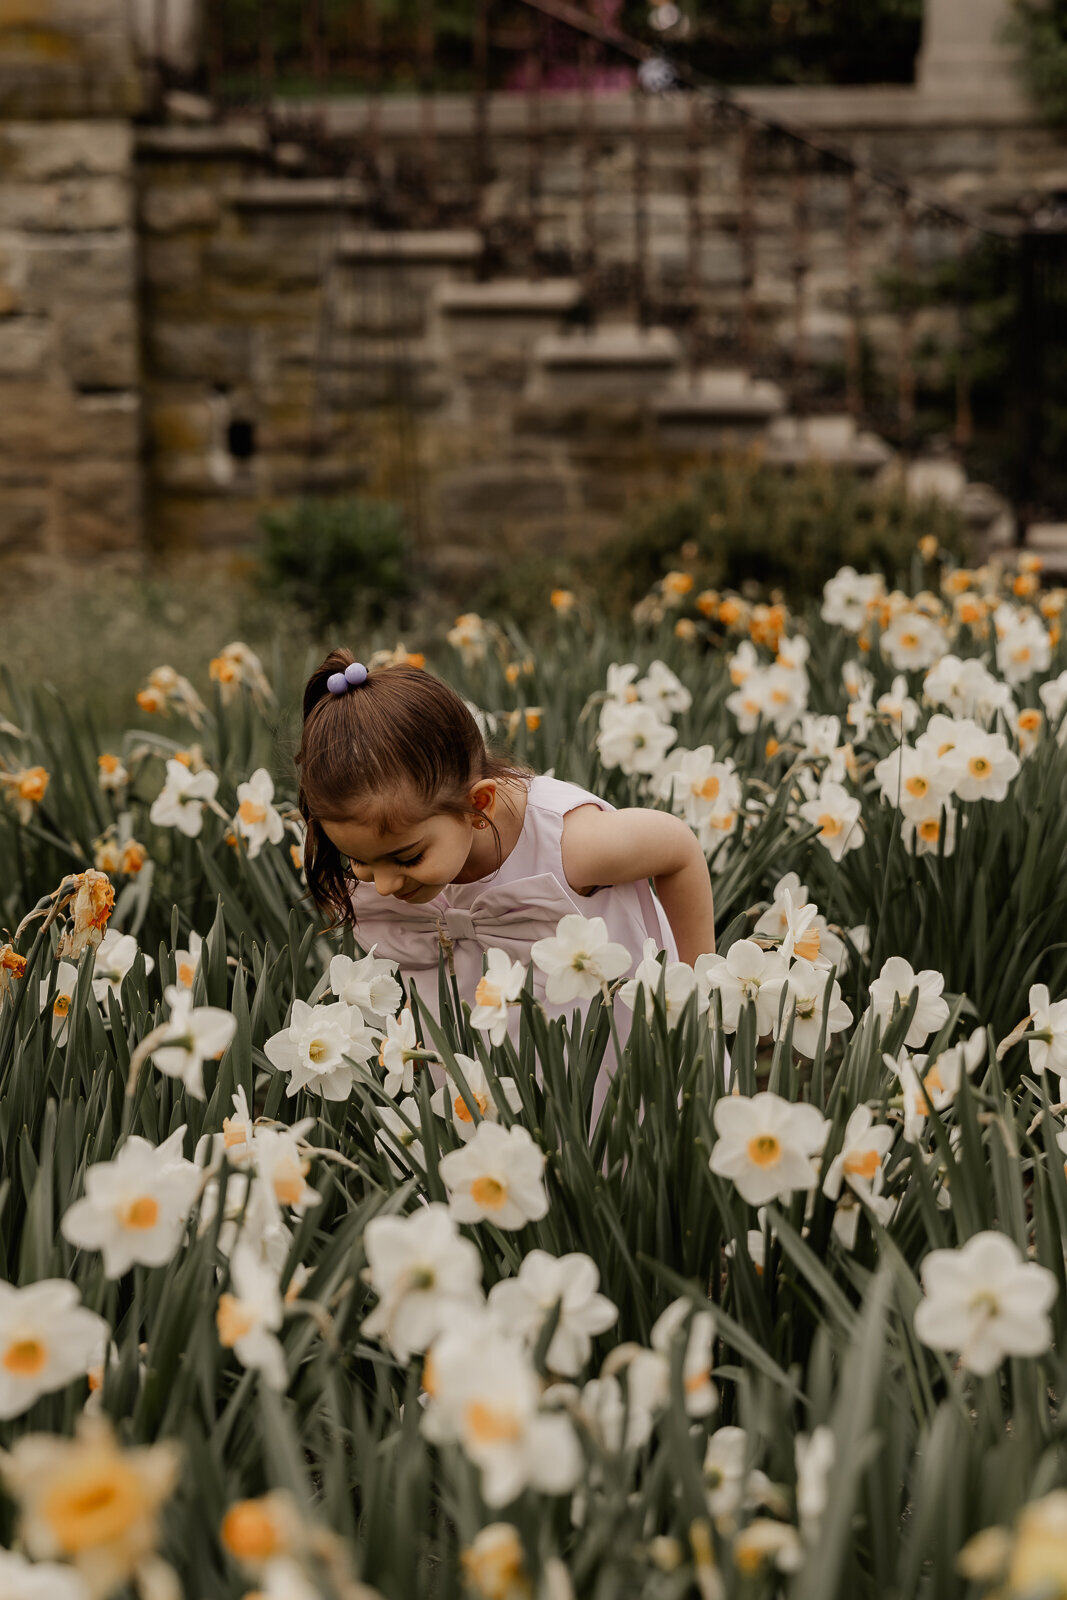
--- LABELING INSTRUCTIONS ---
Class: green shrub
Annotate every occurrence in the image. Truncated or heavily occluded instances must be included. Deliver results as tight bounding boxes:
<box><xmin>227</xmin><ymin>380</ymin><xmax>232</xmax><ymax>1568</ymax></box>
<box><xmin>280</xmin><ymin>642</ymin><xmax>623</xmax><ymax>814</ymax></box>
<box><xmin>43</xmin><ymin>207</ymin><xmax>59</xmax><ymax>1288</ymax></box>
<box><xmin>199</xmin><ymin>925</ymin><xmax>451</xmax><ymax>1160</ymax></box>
<box><xmin>473</xmin><ymin>458</ymin><xmax>967</xmax><ymax>623</ymax></box>
<box><xmin>258</xmin><ymin>496</ymin><xmax>414</xmax><ymax>631</ymax></box>
<box><xmin>612</xmin><ymin>456</ymin><xmax>966</xmax><ymax>603</ymax></box>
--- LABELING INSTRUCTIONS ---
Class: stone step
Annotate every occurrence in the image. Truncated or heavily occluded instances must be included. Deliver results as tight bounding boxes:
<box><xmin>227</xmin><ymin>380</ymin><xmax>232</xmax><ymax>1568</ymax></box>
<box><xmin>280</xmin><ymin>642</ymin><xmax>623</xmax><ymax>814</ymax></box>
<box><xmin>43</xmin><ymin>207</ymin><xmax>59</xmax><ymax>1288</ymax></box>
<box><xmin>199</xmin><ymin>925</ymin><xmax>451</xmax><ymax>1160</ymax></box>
<box><xmin>527</xmin><ymin>325</ymin><xmax>681</xmax><ymax>401</ymax></box>
<box><xmin>763</xmin><ymin>413</ymin><xmax>893</xmax><ymax>474</ymax></box>
<box><xmin>432</xmin><ymin>277</ymin><xmax>585</xmax><ymax>362</ymax></box>
<box><xmin>337</xmin><ymin>229</ymin><xmax>483</xmax><ymax>266</ymax></box>
<box><xmin>653</xmin><ymin>368</ymin><xmax>786</xmax><ymax>449</ymax></box>
<box><xmin>227</xmin><ymin>178</ymin><xmax>370</xmax><ymax>211</ymax></box>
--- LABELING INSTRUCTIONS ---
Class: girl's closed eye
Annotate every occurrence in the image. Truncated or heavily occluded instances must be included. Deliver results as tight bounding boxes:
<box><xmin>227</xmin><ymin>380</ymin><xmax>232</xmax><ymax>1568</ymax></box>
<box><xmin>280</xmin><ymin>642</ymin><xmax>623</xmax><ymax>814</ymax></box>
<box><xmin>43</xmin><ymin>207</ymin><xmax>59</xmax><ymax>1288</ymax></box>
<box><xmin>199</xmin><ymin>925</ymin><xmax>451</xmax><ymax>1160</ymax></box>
<box><xmin>397</xmin><ymin>852</ymin><xmax>424</xmax><ymax>866</ymax></box>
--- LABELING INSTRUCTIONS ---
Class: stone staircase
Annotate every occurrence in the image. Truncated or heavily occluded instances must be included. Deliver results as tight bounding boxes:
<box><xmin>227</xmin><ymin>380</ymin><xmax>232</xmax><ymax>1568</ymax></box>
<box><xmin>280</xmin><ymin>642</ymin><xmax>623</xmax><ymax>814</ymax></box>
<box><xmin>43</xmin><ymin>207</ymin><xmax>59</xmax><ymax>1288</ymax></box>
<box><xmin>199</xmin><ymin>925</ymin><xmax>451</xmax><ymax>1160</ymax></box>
<box><xmin>135</xmin><ymin>134</ymin><xmax>1015</xmax><ymax>557</ymax></box>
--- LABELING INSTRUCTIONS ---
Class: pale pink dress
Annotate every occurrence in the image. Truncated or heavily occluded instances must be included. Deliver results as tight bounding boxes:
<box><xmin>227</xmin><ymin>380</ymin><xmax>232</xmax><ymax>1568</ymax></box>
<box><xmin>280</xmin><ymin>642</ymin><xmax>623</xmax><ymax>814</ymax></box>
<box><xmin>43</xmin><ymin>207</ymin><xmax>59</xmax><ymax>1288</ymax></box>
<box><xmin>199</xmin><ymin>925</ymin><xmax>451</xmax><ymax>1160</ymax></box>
<box><xmin>349</xmin><ymin>774</ymin><xmax>679</xmax><ymax>1116</ymax></box>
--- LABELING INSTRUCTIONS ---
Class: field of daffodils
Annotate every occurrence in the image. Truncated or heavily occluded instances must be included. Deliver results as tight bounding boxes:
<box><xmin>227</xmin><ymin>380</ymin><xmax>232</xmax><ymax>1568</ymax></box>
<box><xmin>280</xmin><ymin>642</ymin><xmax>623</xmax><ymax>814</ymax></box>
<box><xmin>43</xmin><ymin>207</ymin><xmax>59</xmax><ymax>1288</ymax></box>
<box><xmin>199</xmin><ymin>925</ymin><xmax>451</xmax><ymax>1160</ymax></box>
<box><xmin>4</xmin><ymin>551</ymin><xmax>1067</xmax><ymax>1600</ymax></box>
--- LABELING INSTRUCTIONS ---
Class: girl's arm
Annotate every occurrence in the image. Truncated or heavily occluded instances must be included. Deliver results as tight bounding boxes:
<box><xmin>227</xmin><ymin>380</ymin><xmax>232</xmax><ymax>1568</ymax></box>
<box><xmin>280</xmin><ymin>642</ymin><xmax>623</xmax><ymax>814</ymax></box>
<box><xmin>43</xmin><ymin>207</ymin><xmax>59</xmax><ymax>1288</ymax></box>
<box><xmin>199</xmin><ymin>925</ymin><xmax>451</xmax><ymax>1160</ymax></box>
<box><xmin>561</xmin><ymin>805</ymin><xmax>716</xmax><ymax>964</ymax></box>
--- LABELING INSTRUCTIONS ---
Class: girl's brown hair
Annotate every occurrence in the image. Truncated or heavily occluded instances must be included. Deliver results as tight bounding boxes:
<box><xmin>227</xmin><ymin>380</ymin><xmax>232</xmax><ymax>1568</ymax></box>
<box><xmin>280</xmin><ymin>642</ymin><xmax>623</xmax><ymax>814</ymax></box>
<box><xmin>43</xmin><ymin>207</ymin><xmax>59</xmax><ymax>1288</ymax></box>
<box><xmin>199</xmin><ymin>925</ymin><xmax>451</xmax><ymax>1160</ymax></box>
<box><xmin>296</xmin><ymin>648</ymin><xmax>531</xmax><ymax>928</ymax></box>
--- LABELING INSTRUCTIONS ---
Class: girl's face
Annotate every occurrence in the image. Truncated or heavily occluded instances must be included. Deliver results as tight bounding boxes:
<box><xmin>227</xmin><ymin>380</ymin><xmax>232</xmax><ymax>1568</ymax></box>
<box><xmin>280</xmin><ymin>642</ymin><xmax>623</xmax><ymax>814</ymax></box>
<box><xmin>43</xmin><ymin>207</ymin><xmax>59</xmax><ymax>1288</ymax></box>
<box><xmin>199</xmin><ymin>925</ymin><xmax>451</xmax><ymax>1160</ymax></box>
<box><xmin>320</xmin><ymin>790</ymin><xmax>491</xmax><ymax>904</ymax></box>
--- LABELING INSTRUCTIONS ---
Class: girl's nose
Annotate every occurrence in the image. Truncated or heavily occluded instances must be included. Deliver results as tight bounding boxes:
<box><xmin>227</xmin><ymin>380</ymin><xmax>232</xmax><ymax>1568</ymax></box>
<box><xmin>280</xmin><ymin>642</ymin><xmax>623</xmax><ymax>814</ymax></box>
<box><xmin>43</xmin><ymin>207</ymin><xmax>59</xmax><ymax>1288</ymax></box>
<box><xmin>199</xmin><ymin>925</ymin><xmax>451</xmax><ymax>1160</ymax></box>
<box><xmin>373</xmin><ymin>867</ymin><xmax>404</xmax><ymax>896</ymax></box>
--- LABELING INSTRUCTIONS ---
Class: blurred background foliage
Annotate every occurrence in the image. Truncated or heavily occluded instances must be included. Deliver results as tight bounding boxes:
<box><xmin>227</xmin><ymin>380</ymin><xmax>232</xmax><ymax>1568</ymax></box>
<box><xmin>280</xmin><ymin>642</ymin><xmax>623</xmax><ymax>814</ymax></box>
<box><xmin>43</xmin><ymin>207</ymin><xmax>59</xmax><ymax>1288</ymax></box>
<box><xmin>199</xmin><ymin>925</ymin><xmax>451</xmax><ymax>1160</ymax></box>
<box><xmin>0</xmin><ymin>462</ymin><xmax>967</xmax><ymax>726</ymax></box>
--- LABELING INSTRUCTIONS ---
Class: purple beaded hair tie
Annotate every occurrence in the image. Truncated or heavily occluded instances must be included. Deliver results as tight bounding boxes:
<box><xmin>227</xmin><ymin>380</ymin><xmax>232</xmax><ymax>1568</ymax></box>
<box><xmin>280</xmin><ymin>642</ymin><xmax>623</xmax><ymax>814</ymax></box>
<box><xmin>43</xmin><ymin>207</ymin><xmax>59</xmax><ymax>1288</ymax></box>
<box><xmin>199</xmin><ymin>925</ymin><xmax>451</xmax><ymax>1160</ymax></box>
<box><xmin>327</xmin><ymin>662</ymin><xmax>369</xmax><ymax>695</ymax></box>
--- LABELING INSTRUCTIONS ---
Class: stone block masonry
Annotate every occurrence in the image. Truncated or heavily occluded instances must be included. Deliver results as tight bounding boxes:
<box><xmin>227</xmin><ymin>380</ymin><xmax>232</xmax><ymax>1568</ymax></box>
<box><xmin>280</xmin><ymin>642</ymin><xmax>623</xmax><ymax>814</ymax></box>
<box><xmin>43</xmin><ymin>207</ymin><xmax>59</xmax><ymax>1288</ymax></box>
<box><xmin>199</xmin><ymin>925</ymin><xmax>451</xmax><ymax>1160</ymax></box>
<box><xmin>133</xmin><ymin>86</ymin><xmax>1058</xmax><ymax>572</ymax></box>
<box><xmin>0</xmin><ymin>0</ymin><xmax>1058</xmax><ymax>577</ymax></box>
<box><xmin>0</xmin><ymin>0</ymin><xmax>142</xmax><ymax>564</ymax></box>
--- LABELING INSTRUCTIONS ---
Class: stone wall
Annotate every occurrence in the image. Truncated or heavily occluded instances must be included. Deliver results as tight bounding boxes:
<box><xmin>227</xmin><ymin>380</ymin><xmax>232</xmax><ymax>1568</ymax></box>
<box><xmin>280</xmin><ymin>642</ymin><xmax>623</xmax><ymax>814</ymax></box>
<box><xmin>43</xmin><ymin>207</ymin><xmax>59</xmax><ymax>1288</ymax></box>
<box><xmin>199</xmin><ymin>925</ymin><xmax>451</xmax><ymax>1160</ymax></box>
<box><xmin>135</xmin><ymin>89</ymin><xmax>1061</xmax><ymax>577</ymax></box>
<box><xmin>0</xmin><ymin>0</ymin><xmax>142</xmax><ymax>563</ymax></box>
<box><xmin>2</xmin><ymin>3</ymin><xmax>1063</xmax><ymax>578</ymax></box>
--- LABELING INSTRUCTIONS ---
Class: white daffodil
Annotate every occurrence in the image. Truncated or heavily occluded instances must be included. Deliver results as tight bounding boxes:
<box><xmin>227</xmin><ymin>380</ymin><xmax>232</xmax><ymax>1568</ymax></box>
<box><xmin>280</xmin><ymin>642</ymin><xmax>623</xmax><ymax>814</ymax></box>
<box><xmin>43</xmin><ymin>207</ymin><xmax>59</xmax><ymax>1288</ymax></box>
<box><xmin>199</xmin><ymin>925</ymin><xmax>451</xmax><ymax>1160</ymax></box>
<box><xmin>459</xmin><ymin>1527</ymin><xmax>530</xmax><ymax>1600</ymax></box>
<box><xmin>264</xmin><ymin>998</ymin><xmax>377</xmax><ymax>1102</ymax></box>
<box><xmin>233</xmin><ymin>767</ymin><xmax>285</xmax><ymax>859</ymax></box>
<box><xmin>0</xmin><ymin>1280</ymin><xmax>109</xmax><ymax>1420</ymax></box>
<box><xmin>944</xmin><ymin>722</ymin><xmax>1020</xmax><ymax>804</ymax></box>
<box><xmin>149</xmin><ymin>758</ymin><xmax>219</xmax><ymax>838</ymax></box>
<box><xmin>328</xmin><ymin>945</ymin><xmax>403</xmax><ymax>1025</ymax></box>
<box><xmin>650</xmin><ymin>1298</ymin><xmax>717</xmax><ymax>1418</ymax></box>
<box><xmin>596</xmin><ymin>699</ymin><xmax>677</xmax><ymax>776</ymax></box>
<box><xmin>822</xmin><ymin>1105</ymin><xmax>895</xmax><ymax>1208</ymax></box>
<box><xmin>251</xmin><ymin>1122</ymin><xmax>322</xmax><ymax>1217</ymax></box>
<box><xmin>876</xmin><ymin>675</ymin><xmax>920</xmax><ymax>735</ymax></box>
<box><xmin>703</xmin><ymin>1426</ymin><xmax>750</xmax><ymax>1518</ymax></box>
<box><xmin>753</xmin><ymin>875</ymin><xmax>811</xmax><ymax>944</ymax></box>
<box><xmin>798</xmin><ymin>714</ymin><xmax>842</xmax><ymax>761</ymax></box>
<box><xmin>777</xmin><ymin>890</ymin><xmax>823</xmax><ymax>965</ymax></box>
<box><xmin>374</xmin><ymin>1097</ymin><xmax>427</xmax><ymax>1176</ymax></box>
<box><xmin>873</xmin><ymin>744</ymin><xmax>955</xmax><ymax>822</ymax></box>
<box><xmin>580</xmin><ymin>1347</ymin><xmax>670</xmax><ymax>1453</ymax></box>
<box><xmin>709</xmin><ymin>1091</ymin><xmax>828</xmax><ymax>1207</ymax></box>
<box><xmin>880</xmin><ymin>610</ymin><xmax>944</xmax><ymax>673</ymax></box>
<box><xmin>887</xmin><ymin>1028</ymin><xmax>986</xmax><ymax>1144</ymax></box>
<box><xmin>448</xmin><ymin>612</ymin><xmax>489</xmax><ymax>665</ymax></box>
<box><xmin>727</xmin><ymin>665</ymin><xmax>807</xmax><ymax>738</ymax></box>
<box><xmin>39</xmin><ymin>958</ymin><xmax>78</xmax><ymax>1043</ymax></box>
<box><xmin>797</xmin><ymin>781</ymin><xmax>863</xmax><ymax>862</ymax></box>
<box><xmin>488</xmin><ymin>1251</ymin><xmax>617</xmax><ymax>1377</ymax></box>
<box><xmin>439</xmin><ymin>1121</ymin><xmax>549</xmax><ymax>1230</ymax></box>
<box><xmin>727</xmin><ymin>639</ymin><xmax>759</xmax><ymax>689</ymax></box>
<box><xmin>660</xmin><ymin>747</ymin><xmax>743</xmax><ymax>838</ymax></box>
<box><xmin>795</xmin><ymin>1426</ymin><xmax>835</xmax><ymax>1542</ymax></box>
<box><xmin>1009</xmin><ymin>703</ymin><xmax>1044</xmax><ymax>758</ymax></box>
<box><xmin>733</xmin><ymin>1520</ymin><xmax>804</xmax><ymax>1576</ymax></box>
<box><xmin>216</xmin><ymin>1243</ymin><xmax>287</xmax><ymax>1390</ymax></box>
<box><xmin>605</xmin><ymin>661</ymin><xmax>641</xmax><ymax>705</ymax></box>
<box><xmin>530</xmin><ymin>913</ymin><xmax>632</xmax><ymax>1004</ymax></box>
<box><xmin>822</xmin><ymin>567</ymin><xmax>883</xmax><ymax>632</ymax></box>
<box><xmin>914</xmin><ymin>710</ymin><xmax>969</xmax><ymax>771</ymax></box>
<box><xmin>914</xmin><ymin>1230</ymin><xmax>1056</xmax><ymax>1376</ymax></box>
<box><xmin>152</xmin><ymin>983</ymin><xmax>237</xmax><ymax>1100</ymax></box>
<box><xmin>636</xmin><ymin>658</ymin><xmax>692</xmax><ymax>722</ymax></box>
<box><xmin>198</xmin><ymin>1172</ymin><xmax>292</xmax><ymax>1274</ymax></box>
<box><xmin>618</xmin><ymin>938</ymin><xmax>707</xmax><ymax>1029</ymax></box>
<box><xmin>845</xmin><ymin>686</ymin><xmax>875</xmax><ymax>741</ymax></box>
<box><xmin>0</xmin><ymin>1549</ymin><xmax>91</xmax><ymax>1600</ymax></box>
<box><xmin>900</xmin><ymin>800</ymin><xmax>958</xmax><ymax>859</ymax></box>
<box><xmin>776</xmin><ymin>633</ymin><xmax>810</xmax><ymax>672</ymax></box>
<box><xmin>172</xmin><ymin>929</ymin><xmax>203</xmax><ymax>991</ymax></box>
<box><xmin>361</xmin><ymin>1203</ymin><xmax>484</xmax><ymax>1362</ymax></box>
<box><xmin>194</xmin><ymin>1086</ymin><xmax>256</xmax><ymax>1172</ymax></box>
<box><xmin>377</xmin><ymin>1005</ymin><xmax>431</xmax><ymax>1098</ymax></box>
<box><xmin>775</xmin><ymin>959</ymin><xmax>853</xmax><ymax>1058</ymax></box>
<box><xmin>91</xmin><ymin>930</ymin><xmax>154</xmax><ymax>1006</ymax></box>
<box><xmin>924</xmin><ymin>655</ymin><xmax>1008</xmax><ymax>722</ymax></box>
<box><xmin>469</xmin><ymin>947</ymin><xmax>527</xmax><ymax>1045</ymax></box>
<box><xmin>429</xmin><ymin>1053</ymin><xmax>522</xmax><ymax>1142</ymax></box>
<box><xmin>1027</xmin><ymin>983</ymin><xmax>1067</xmax><ymax>1075</ymax></box>
<box><xmin>96</xmin><ymin>752</ymin><xmax>128</xmax><ymax>793</ymax></box>
<box><xmin>423</xmin><ymin>1323</ymin><xmax>583</xmax><ymax>1507</ymax></box>
<box><xmin>696</xmin><ymin>940</ymin><xmax>789</xmax><ymax>1036</ymax></box>
<box><xmin>61</xmin><ymin>1126</ymin><xmax>201</xmax><ymax>1278</ymax></box>
<box><xmin>868</xmin><ymin>957</ymin><xmax>950</xmax><ymax>1048</ymax></box>
<box><xmin>1040</xmin><ymin>669</ymin><xmax>1067</xmax><ymax>738</ymax></box>
<box><xmin>996</xmin><ymin>611</ymin><xmax>1051</xmax><ymax>686</ymax></box>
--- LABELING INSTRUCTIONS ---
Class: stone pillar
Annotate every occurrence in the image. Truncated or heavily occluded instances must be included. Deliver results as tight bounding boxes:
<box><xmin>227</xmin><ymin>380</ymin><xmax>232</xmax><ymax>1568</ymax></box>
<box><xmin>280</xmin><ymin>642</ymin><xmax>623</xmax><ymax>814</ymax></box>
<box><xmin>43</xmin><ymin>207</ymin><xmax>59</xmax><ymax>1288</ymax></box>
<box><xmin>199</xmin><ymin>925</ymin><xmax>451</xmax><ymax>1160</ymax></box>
<box><xmin>917</xmin><ymin>0</ymin><xmax>1025</xmax><ymax>103</ymax></box>
<box><xmin>0</xmin><ymin>0</ymin><xmax>143</xmax><ymax>564</ymax></box>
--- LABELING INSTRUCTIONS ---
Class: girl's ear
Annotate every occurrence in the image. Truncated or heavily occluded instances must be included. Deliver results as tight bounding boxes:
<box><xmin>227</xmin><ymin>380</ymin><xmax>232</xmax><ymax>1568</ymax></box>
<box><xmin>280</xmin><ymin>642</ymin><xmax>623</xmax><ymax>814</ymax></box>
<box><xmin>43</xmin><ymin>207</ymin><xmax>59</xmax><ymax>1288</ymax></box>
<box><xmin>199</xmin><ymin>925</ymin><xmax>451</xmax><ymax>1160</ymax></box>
<box><xmin>470</xmin><ymin>780</ymin><xmax>496</xmax><ymax>817</ymax></box>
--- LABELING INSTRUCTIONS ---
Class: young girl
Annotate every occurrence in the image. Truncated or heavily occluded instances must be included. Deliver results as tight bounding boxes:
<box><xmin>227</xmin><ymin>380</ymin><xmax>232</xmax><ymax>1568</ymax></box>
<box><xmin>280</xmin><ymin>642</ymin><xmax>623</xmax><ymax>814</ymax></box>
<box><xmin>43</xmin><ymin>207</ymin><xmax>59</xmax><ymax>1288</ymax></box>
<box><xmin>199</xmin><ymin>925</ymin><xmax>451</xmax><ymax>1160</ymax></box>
<box><xmin>297</xmin><ymin>650</ymin><xmax>717</xmax><ymax>1100</ymax></box>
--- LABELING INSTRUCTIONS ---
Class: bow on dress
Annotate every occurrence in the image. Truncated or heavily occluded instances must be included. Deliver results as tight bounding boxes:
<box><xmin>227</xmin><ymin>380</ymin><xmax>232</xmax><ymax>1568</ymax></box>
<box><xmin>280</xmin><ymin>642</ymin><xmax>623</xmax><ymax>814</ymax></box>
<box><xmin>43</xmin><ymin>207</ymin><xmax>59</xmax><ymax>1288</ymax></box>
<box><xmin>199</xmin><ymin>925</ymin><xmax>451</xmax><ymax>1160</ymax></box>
<box><xmin>351</xmin><ymin>872</ymin><xmax>585</xmax><ymax>974</ymax></box>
